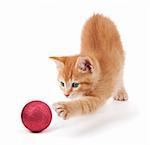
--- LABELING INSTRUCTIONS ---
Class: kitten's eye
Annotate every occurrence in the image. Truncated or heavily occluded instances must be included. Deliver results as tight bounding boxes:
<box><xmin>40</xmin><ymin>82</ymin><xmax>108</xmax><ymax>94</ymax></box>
<box><xmin>60</xmin><ymin>81</ymin><xmax>64</xmax><ymax>87</ymax></box>
<box><xmin>72</xmin><ymin>82</ymin><xmax>79</xmax><ymax>88</ymax></box>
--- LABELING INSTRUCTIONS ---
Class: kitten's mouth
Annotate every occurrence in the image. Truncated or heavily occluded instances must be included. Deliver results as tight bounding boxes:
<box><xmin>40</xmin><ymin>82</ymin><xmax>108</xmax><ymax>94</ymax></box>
<box><xmin>64</xmin><ymin>93</ymin><xmax>80</xmax><ymax>99</ymax></box>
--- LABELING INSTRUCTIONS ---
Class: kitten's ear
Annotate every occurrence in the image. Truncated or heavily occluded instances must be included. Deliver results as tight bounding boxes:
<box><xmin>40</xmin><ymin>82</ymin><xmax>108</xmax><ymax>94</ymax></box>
<box><xmin>49</xmin><ymin>56</ymin><xmax>66</xmax><ymax>70</ymax></box>
<box><xmin>75</xmin><ymin>56</ymin><xmax>94</xmax><ymax>73</ymax></box>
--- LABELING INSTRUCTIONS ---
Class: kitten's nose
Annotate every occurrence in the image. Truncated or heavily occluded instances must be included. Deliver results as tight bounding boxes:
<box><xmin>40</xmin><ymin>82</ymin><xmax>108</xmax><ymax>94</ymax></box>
<box><xmin>64</xmin><ymin>93</ymin><xmax>70</xmax><ymax>97</ymax></box>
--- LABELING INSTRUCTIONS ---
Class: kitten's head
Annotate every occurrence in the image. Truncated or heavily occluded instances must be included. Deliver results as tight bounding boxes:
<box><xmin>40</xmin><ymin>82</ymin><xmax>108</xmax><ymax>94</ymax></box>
<box><xmin>50</xmin><ymin>55</ymin><xmax>100</xmax><ymax>98</ymax></box>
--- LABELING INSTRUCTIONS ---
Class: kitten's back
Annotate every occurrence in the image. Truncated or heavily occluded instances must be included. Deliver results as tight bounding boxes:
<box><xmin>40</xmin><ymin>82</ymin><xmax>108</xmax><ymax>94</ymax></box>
<box><xmin>80</xmin><ymin>14</ymin><xmax>124</xmax><ymax>72</ymax></box>
<box><xmin>81</xmin><ymin>14</ymin><xmax>123</xmax><ymax>57</ymax></box>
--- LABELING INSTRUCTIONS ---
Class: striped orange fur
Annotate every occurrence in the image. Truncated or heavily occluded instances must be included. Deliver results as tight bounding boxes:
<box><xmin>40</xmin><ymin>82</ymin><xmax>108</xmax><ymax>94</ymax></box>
<box><xmin>50</xmin><ymin>14</ymin><xmax>128</xmax><ymax>120</ymax></box>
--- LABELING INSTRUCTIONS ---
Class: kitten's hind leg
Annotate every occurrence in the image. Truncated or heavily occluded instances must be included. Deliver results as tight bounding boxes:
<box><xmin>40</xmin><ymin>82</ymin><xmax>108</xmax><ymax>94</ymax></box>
<box><xmin>113</xmin><ymin>76</ymin><xmax>128</xmax><ymax>101</ymax></box>
<box><xmin>114</xmin><ymin>87</ymin><xmax>128</xmax><ymax>101</ymax></box>
<box><xmin>112</xmin><ymin>69</ymin><xmax>128</xmax><ymax>101</ymax></box>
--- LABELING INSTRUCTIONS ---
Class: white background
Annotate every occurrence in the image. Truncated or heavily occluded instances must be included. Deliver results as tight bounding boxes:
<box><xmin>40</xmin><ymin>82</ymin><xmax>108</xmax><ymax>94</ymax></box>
<box><xmin>0</xmin><ymin>0</ymin><xmax>150</xmax><ymax>145</ymax></box>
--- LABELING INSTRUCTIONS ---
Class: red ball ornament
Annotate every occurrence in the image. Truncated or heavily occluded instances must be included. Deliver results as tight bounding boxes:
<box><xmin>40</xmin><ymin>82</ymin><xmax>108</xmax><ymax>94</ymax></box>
<box><xmin>21</xmin><ymin>100</ymin><xmax>52</xmax><ymax>133</ymax></box>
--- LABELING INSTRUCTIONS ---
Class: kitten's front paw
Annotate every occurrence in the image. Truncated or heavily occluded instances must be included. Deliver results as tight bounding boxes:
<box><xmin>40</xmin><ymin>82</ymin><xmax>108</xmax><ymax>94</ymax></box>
<box><xmin>52</xmin><ymin>102</ymin><xmax>70</xmax><ymax>120</ymax></box>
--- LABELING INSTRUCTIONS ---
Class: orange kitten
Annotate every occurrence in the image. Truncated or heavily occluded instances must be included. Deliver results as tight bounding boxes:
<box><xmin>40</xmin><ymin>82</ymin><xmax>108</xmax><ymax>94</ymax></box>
<box><xmin>50</xmin><ymin>14</ymin><xmax>128</xmax><ymax>120</ymax></box>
